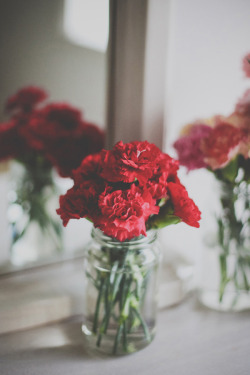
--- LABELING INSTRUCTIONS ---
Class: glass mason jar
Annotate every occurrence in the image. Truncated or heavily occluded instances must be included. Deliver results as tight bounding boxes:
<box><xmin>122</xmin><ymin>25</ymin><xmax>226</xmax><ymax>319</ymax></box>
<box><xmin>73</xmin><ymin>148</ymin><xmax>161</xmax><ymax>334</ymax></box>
<box><xmin>82</xmin><ymin>228</ymin><xmax>161</xmax><ymax>355</ymax></box>
<box><xmin>199</xmin><ymin>179</ymin><xmax>250</xmax><ymax>311</ymax></box>
<box><xmin>7</xmin><ymin>161</ymin><xmax>63</xmax><ymax>267</ymax></box>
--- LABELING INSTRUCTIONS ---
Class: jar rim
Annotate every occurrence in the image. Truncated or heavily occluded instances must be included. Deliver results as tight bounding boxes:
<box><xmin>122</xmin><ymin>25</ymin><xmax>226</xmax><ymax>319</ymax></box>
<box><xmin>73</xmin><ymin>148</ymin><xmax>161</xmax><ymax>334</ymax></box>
<box><xmin>91</xmin><ymin>227</ymin><xmax>158</xmax><ymax>248</ymax></box>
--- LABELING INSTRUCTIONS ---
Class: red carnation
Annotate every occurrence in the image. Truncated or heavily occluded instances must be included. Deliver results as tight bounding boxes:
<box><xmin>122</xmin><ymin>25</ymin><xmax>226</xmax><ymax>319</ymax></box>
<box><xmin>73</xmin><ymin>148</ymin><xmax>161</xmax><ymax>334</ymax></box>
<box><xmin>5</xmin><ymin>86</ymin><xmax>47</xmax><ymax>115</ymax></box>
<box><xmin>73</xmin><ymin>153</ymin><xmax>104</xmax><ymax>185</ymax></box>
<box><xmin>27</xmin><ymin>103</ymin><xmax>105</xmax><ymax>177</ymax></box>
<box><xmin>201</xmin><ymin>123</ymin><xmax>242</xmax><ymax>169</ymax></box>
<box><xmin>101</xmin><ymin>140</ymin><xmax>162</xmax><ymax>184</ymax></box>
<box><xmin>146</xmin><ymin>153</ymin><xmax>180</xmax><ymax>200</ymax></box>
<box><xmin>167</xmin><ymin>182</ymin><xmax>201</xmax><ymax>228</ymax></box>
<box><xmin>173</xmin><ymin>124</ymin><xmax>212</xmax><ymax>171</ymax></box>
<box><xmin>57</xmin><ymin>178</ymin><xmax>103</xmax><ymax>226</ymax></box>
<box><xmin>0</xmin><ymin>121</ymin><xmax>20</xmax><ymax>161</ymax></box>
<box><xmin>29</xmin><ymin>103</ymin><xmax>83</xmax><ymax>140</ymax></box>
<box><xmin>57</xmin><ymin>188</ymin><xmax>84</xmax><ymax>226</ymax></box>
<box><xmin>96</xmin><ymin>185</ymin><xmax>159</xmax><ymax>241</ymax></box>
<box><xmin>0</xmin><ymin>119</ymin><xmax>38</xmax><ymax>162</ymax></box>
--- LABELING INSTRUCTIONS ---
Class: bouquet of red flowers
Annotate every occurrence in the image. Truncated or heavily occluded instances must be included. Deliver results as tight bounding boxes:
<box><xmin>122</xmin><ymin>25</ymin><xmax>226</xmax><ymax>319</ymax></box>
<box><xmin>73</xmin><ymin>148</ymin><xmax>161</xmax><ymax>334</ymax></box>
<box><xmin>57</xmin><ymin>140</ymin><xmax>200</xmax><ymax>354</ymax></box>
<box><xmin>0</xmin><ymin>86</ymin><xmax>104</xmax><ymax>264</ymax></box>
<box><xmin>173</xmin><ymin>54</ymin><xmax>250</xmax><ymax>310</ymax></box>
<box><xmin>1</xmin><ymin>86</ymin><xmax>104</xmax><ymax>177</ymax></box>
<box><xmin>57</xmin><ymin>140</ymin><xmax>201</xmax><ymax>240</ymax></box>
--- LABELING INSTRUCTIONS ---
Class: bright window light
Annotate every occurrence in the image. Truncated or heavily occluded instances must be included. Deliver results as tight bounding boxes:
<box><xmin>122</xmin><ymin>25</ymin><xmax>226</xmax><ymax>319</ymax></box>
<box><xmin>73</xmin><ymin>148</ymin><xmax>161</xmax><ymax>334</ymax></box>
<box><xmin>64</xmin><ymin>0</ymin><xmax>109</xmax><ymax>52</ymax></box>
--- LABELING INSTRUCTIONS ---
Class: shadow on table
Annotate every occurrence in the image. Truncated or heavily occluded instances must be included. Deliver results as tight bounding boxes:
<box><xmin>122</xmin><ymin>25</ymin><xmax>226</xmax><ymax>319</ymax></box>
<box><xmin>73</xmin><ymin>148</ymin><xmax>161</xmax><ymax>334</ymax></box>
<box><xmin>0</xmin><ymin>319</ymin><xmax>124</xmax><ymax>361</ymax></box>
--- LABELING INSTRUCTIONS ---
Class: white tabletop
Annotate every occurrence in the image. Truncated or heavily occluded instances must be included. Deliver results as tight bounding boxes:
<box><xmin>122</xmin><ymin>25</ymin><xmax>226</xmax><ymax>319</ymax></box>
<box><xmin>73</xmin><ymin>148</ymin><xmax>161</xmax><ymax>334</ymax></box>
<box><xmin>1</xmin><ymin>295</ymin><xmax>250</xmax><ymax>375</ymax></box>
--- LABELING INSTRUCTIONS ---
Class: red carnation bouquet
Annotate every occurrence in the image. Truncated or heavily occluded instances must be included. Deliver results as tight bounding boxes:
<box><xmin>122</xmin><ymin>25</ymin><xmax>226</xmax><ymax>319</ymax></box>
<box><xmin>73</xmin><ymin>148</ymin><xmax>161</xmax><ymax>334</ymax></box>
<box><xmin>0</xmin><ymin>86</ymin><xmax>104</xmax><ymax>262</ymax></box>
<box><xmin>173</xmin><ymin>54</ymin><xmax>250</xmax><ymax>309</ymax></box>
<box><xmin>1</xmin><ymin>86</ymin><xmax>104</xmax><ymax>177</ymax></box>
<box><xmin>57</xmin><ymin>140</ymin><xmax>201</xmax><ymax>240</ymax></box>
<box><xmin>57</xmin><ymin>140</ymin><xmax>200</xmax><ymax>353</ymax></box>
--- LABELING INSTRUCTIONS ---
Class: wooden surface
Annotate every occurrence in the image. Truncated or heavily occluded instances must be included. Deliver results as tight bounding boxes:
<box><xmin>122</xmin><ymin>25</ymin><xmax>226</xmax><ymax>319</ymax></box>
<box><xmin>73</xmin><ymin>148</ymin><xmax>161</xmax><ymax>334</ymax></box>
<box><xmin>0</xmin><ymin>256</ymin><xmax>86</xmax><ymax>334</ymax></box>
<box><xmin>0</xmin><ymin>255</ymin><xmax>192</xmax><ymax>335</ymax></box>
<box><xmin>1</xmin><ymin>296</ymin><xmax>250</xmax><ymax>375</ymax></box>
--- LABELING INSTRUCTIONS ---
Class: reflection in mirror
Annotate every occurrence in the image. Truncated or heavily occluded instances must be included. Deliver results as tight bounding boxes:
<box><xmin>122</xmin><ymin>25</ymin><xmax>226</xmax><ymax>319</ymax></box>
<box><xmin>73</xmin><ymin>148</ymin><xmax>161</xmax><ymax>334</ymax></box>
<box><xmin>0</xmin><ymin>0</ymin><xmax>108</xmax><ymax>272</ymax></box>
<box><xmin>64</xmin><ymin>0</ymin><xmax>109</xmax><ymax>52</ymax></box>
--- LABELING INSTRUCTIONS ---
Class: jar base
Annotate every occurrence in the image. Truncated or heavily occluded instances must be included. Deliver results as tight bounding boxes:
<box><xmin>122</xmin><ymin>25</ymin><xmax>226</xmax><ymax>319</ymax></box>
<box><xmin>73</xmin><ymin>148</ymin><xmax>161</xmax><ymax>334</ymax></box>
<box><xmin>198</xmin><ymin>288</ymin><xmax>250</xmax><ymax>312</ymax></box>
<box><xmin>82</xmin><ymin>321</ymin><xmax>156</xmax><ymax>356</ymax></box>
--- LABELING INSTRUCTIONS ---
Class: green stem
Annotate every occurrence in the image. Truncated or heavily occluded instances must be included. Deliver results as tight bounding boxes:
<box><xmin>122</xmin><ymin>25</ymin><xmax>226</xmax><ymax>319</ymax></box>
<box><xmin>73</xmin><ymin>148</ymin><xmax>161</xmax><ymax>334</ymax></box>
<box><xmin>112</xmin><ymin>324</ymin><xmax>123</xmax><ymax>355</ymax></box>
<box><xmin>93</xmin><ymin>280</ymin><xmax>104</xmax><ymax>334</ymax></box>
<box><xmin>96</xmin><ymin>278</ymin><xmax>110</xmax><ymax>347</ymax></box>
<box><xmin>11</xmin><ymin>162</ymin><xmax>62</xmax><ymax>251</ymax></box>
<box><xmin>122</xmin><ymin>320</ymin><xmax>128</xmax><ymax>352</ymax></box>
<box><xmin>216</xmin><ymin>179</ymin><xmax>250</xmax><ymax>306</ymax></box>
<box><xmin>132</xmin><ymin>307</ymin><xmax>151</xmax><ymax>342</ymax></box>
<box><xmin>239</xmin><ymin>258</ymin><xmax>250</xmax><ymax>291</ymax></box>
<box><xmin>219</xmin><ymin>254</ymin><xmax>228</xmax><ymax>302</ymax></box>
<box><xmin>96</xmin><ymin>268</ymin><xmax>125</xmax><ymax>346</ymax></box>
<box><xmin>12</xmin><ymin>218</ymin><xmax>31</xmax><ymax>244</ymax></box>
<box><xmin>90</xmin><ymin>245</ymin><xmax>153</xmax><ymax>353</ymax></box>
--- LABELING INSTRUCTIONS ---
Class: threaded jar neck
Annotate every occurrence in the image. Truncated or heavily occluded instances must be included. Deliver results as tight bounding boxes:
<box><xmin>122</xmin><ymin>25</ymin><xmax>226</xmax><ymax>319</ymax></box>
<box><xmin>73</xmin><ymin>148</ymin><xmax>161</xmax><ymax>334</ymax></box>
<box><xmin>91</xmin><ymin>227</ymin><xmax>158</xmax><ymax>250</ymax></box>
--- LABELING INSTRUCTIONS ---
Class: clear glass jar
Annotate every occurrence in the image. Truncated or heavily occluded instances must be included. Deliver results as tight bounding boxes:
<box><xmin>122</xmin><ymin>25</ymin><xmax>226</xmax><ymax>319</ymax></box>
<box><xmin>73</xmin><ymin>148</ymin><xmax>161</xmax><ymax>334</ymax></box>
<box><xmin>82</xmin><ymin>228</ymin><xmax>161</xmax><ymax>355</ymax></box>
<box><xmin>199</xmin><ymin>179</ymin><xmax>250</xmax><ymax>311</ymax></box>
<box><xmin>8</xmin><ymin>161</ymin><xmax>63</xmax><ymax>266</ymax></box>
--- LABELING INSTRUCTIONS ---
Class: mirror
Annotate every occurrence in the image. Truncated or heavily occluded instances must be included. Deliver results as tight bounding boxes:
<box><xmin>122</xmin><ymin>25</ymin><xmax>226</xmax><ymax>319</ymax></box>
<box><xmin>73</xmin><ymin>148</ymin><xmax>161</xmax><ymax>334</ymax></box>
<box><xmin>0</xmin><ymin>0</ymin><xmax>108</xmax><ymax>272</ymax></box>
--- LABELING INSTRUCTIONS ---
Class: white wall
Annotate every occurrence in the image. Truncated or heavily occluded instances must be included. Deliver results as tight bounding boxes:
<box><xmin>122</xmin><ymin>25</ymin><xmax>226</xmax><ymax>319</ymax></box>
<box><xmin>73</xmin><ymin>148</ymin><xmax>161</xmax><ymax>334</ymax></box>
<box><xmin>162</xmin><ymin>0</ymin><xmax>250</xmax><ymax>270</ymax></box>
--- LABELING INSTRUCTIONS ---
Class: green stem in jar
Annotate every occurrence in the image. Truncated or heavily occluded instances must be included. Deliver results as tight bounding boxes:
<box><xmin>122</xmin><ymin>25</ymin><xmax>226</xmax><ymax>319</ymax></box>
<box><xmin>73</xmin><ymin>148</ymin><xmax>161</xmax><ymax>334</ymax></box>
<box><xmin>238</xmin><ymin>257</ymin><xmax>250</xmax><ymax>292</ymax></box>
<box><xmin>122</xmin><ymin>320</ymin><xmax>128</xmax><ymax>352</ymax></box>
<box><xmin>93</xmin><ymin>278</ymin><xmax>105</xmax><ymax>334</ymax></box>
<box><xmin>112</xmin><ymin>323</ymin><xmax>123</xmax><ymax>355</ymax></box>
<box><xmin>219</xmin><ymin>254</ymin><xmax>229</xmax><ymax>303</ymax></box>
<box><xmin>89</xmin><ymin>244</ymin><xmax>153</xmax><ymax>354</ymax></box>
<box><xmin>216</xmin><ymin>178</ymin><xmax>250</xmax><ymax>305</ymax></box>
<box><xmin>96</xmin><ymin>258</ymin><xmax>127</xmax><ymax>347</ymax></box>
<box><xmin>131</xmin><ymin>307</ymin><xmax>151</xmax><ymax>342</ymax></box>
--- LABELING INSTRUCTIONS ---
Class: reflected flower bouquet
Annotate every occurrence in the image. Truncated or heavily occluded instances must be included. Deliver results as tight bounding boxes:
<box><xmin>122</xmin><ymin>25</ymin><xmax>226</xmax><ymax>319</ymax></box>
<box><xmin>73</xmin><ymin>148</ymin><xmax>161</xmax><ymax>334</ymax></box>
<box><xmin>0</xmin><ymin>86</ymin><xmax>104</xmax><ymax>258</ymax></box>
<box><xmin>57</xmin><ymin>140</ymin><xmax>201</xmax><ymax>353</ymax></box>
<box><xmin>1</xmin><ymin>86</ymin><xmax>104</xmax><ymax>177</ymax></box>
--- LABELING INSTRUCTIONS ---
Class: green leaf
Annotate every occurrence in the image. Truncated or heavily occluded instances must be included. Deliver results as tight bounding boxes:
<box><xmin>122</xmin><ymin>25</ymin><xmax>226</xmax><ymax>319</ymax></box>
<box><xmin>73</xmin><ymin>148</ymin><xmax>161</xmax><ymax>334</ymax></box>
<box><xmin>221</xmin><ymin>158</ymin><xmax>238</xmax><ymax>183</ymax></box>
<box><xmin>150</xmin><ymin>214</ymin><xmax>181</xmax><ymax>229</ymax></box>
<box><xmin>147</xmin><ymin>202</ymin><xmax>181</xmax><ymax>229</ymax></box>
<box><xmin>148</xmin><ymin>202</ymin><xmax>181</xmax><ymax>229</ymax></box>
<box><xmin>85</xmin><ymin>217</ymin><xmax>93</xmax><ymax>223</ymax></box>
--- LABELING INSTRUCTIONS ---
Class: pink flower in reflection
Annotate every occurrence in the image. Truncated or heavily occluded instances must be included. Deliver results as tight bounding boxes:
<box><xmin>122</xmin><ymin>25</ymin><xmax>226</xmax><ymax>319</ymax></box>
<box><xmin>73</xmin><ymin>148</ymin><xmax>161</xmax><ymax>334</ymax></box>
<box><xmin>173</xmin><ymin>123</ymin><xmax>212</xmax><ymax>171</ymax></box>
